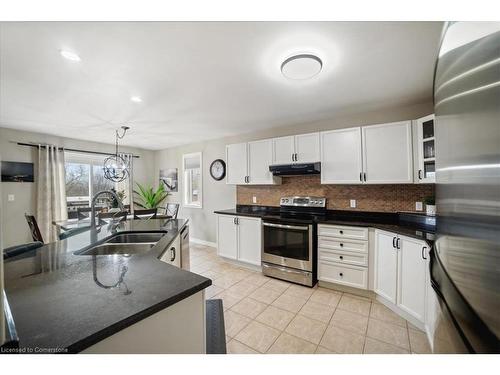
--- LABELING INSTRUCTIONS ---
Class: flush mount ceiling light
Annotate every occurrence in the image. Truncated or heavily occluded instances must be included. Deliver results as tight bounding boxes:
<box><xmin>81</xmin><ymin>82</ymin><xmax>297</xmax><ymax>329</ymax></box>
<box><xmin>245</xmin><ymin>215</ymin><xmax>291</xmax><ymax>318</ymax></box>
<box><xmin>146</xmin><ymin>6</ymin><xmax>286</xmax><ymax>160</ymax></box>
<box><xmin>130</xmin><ymin>96</ymin><xmax>142</xmax><ymax>103</ymax></box>
<box><xmin>281</xmin><ymin>54</ymin><xmax>323</xmax><ymax>80</ymax></box>
<box><xmin>60</xmin><ymin>50</ymin><xmax>81</xmax><ymax>62</ymax></box>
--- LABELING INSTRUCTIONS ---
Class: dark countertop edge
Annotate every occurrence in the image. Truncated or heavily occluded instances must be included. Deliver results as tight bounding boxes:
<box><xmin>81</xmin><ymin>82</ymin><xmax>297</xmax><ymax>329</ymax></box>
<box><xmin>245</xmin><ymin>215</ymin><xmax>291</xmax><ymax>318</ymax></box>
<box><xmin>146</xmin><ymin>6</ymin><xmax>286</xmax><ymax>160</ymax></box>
<box><xmin>67</xmin><ymin>278</ymin><xmax>212</xmax><ymax>353</ymax></box>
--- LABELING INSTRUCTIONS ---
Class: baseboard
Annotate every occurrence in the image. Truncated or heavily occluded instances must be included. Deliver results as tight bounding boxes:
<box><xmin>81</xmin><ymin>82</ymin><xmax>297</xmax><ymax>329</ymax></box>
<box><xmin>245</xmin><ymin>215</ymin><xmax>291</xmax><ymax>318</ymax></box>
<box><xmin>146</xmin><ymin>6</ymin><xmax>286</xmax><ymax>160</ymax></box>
<box><xmin>190</xmin><ymin>238</ymin><xmax>217</xmax><ymax>248</ymax></box>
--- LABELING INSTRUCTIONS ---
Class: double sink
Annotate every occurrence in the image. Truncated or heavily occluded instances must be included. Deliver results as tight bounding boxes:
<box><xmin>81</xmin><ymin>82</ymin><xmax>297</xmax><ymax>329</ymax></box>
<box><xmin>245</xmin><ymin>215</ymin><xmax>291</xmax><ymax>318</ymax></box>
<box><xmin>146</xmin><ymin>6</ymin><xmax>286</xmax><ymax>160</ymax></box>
<box><xmin>75</xmin><ymin>232</ymin><xmax>166</xmax><ymax>256</ymax></box>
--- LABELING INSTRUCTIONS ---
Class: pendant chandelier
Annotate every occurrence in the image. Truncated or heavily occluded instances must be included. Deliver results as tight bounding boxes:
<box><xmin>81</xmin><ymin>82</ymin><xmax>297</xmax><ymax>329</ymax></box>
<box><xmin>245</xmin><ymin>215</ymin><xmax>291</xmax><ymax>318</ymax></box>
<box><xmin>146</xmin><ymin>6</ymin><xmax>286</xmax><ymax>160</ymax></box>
<box><xmin>103</xmin><ymin>126</ymin><xmax>130</xmax><ymax>182</ymax></box>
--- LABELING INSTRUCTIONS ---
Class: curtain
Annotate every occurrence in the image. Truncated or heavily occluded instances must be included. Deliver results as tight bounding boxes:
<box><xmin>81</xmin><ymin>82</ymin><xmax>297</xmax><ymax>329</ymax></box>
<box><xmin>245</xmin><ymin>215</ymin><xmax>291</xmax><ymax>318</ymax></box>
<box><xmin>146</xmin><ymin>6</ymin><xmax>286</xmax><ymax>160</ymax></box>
<box><xmin>117</xmin><ymin>152</ymin><xmax>134</xmax><ymax>214</ymax></box>
<box><xmin>37</xmin><ymin>145</ymin><xmax>68</xmax><ymax>243</ymax></box>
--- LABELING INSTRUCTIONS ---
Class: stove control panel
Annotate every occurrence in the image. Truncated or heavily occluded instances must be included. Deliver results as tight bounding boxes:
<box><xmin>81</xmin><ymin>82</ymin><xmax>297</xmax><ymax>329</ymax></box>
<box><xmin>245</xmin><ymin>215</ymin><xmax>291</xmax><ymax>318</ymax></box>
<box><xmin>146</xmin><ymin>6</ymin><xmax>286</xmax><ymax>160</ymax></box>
<box><xmin>280</xmin><ymin>196</ymin><xmax>326</xmax><ymax>208</ymax></box>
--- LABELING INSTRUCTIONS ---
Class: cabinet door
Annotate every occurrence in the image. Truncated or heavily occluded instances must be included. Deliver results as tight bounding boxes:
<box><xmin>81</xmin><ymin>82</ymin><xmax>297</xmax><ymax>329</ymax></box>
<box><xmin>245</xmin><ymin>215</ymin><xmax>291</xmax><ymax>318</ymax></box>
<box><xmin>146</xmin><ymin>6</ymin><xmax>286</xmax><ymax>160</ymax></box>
<box><xmin>321</xmin><ymin>127</ymin><xmax>363</xmax><ymax>184</ymax></box>
<box><xmin>160</xmin><ymin>234</ymin><xmax>181</xmax><ymax>267</ymax></box>
<box><xmin>237</xmin><ymin>217</ymin><xmax>262</xmax><ymax>266</ymax></box>
<box><xmin>217</xmin><ymin>215</ymin><xmax>238</xmax><ymax>259</ymax></box>
<box><xmin>374</xmin><ymin>231</ymin><xmax>399</xmax><ymax>304</ymax></box>
<box><xmin>397</xmin><ymin>236</ymin><xmax>427</xmax><ymax>322</ymax></box>
<box><xmin>248</xmin><ymin>139</ymin><xmax>275</xmax><ymax>184</ymax></box>
<box><xmin>362</xmin><ymin>121</ymin><xmax>413</xmax><ymax>183</ymax></box>
<box><xmin>272</xmin><ymin>136</ymin><xmax>295</xmax><ymax>165</ymax></box>
<box><xmin>415</xmin><ymin>114</ymin><xmax>436</xmax><ymax>183</ymax></box>
<box><xmin>295</xmin><ymin>132</ymin><xmax>320</xmax><ymax>163</ymax></box>
<box><xmin>226</xmin><ymin>143</ymin><xmax>248</xmax><ymax>185</ymax></box>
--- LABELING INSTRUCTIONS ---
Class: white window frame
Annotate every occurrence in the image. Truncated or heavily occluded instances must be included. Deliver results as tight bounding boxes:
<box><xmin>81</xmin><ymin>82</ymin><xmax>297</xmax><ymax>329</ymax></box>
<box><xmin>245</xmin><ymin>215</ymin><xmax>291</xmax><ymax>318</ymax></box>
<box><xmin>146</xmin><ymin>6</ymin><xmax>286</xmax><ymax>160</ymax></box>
<box><xmin>182</xmin><ymin>152</ymin><xmax>203</xmax><ymax>209</ymax></box>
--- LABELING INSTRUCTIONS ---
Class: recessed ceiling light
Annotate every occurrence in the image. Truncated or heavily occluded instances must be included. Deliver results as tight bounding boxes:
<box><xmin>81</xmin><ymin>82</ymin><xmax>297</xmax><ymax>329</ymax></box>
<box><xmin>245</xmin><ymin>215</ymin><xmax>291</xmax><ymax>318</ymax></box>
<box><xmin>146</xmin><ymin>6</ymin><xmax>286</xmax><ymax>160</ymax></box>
<box><xmin>281</xmin><ymin>54</ymin><xmax>322</xmax><ymax>80</ymax></box>
<box><xmin>60</xmin><ymin>50</ymin><xmax>81</xmax><ymax>62</ymax></box>
<box><xmin>130</xmin><ymin>96</ymin><xmax>142</xmax><ymax>103</ymax></box>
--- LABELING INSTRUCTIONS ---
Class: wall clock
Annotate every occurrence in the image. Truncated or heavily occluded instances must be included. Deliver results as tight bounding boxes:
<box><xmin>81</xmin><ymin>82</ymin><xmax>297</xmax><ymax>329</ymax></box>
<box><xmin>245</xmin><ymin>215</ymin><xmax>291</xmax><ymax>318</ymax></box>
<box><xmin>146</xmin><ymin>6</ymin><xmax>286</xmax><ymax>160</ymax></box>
<box><xmin>209</xmin><ymin>159</ymin><xmax>226</xmax><ymax>181</ymax></box>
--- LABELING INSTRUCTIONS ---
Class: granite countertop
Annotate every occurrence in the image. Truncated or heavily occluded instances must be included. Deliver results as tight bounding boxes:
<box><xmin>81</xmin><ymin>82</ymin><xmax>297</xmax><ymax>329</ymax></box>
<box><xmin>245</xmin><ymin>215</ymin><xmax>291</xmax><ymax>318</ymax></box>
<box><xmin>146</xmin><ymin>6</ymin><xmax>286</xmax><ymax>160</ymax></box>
<box><xmin>214</xmin><ymin>206</ymin><xmax>436</xmax><ymax>243</ymax></box>
<box><xmin>3</xmin><ymin>219</ymin><xmax>211</xmax><ymax>354</ymax></box>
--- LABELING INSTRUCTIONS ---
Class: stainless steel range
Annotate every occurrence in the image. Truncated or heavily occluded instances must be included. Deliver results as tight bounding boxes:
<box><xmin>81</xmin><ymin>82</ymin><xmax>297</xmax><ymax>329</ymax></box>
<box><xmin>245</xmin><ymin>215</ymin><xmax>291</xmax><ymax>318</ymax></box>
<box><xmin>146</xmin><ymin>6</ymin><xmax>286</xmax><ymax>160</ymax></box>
<box><xmin>261</xmin><ymin>196</ymin><xmax>326</xmax><ymax>287</ymax></box>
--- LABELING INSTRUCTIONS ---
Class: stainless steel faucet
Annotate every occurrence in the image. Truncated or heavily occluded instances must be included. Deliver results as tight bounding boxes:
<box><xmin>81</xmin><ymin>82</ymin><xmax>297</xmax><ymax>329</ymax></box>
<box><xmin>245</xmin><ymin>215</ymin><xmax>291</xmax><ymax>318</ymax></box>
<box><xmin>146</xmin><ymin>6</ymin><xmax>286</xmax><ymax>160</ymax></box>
<box><xmin>90</xmin><ymin>190</ymin><xmax>125</xmax><ymax>228</ymax></box>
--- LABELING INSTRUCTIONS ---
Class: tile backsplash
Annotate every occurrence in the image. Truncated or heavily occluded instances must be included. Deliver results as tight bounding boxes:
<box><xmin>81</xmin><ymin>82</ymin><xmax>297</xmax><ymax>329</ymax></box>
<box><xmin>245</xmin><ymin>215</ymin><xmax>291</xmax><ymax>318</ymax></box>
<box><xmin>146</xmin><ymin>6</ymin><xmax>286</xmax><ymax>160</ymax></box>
<box><xmin>237</xmin><ymin>175</ymin><xmax>435</xmax><ymax>212</ymax></box>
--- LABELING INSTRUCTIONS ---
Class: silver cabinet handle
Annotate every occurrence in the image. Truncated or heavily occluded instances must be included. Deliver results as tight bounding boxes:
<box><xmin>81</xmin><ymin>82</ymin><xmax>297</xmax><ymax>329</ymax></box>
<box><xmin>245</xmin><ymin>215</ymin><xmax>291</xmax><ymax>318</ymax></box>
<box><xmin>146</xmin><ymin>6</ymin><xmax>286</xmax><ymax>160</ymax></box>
<box><xmin>393</xmin><ymin>237</ymin><xmax>397</xmax><ymax>248</ymax></box>
<box><xmin>170</xmin><ymin>247</ymin><xmax>176</xmax><ymax>262</ymax></box>
<box><xmin>418</xmin><ymin>169</ymin><xmax>423</xmax><ymax>180</ymax></box>
<box><xmin>363</xmin><ymin>172</ymin><xmax>367</xmax><ymax>182</ymax></box>
<box><xmin>396</xmin><ymin>238</ymin><xmax>401</xmax><ymax>249</ymax></box>
<box><xmin>263</xmin><ymin>222</ymin><xmax>309</xmax><ymax>231</ymax></box>
<box><xmin>422</xmin><ymin>246</ymin><xmax>427</xmax><ymax>260</ymax></box>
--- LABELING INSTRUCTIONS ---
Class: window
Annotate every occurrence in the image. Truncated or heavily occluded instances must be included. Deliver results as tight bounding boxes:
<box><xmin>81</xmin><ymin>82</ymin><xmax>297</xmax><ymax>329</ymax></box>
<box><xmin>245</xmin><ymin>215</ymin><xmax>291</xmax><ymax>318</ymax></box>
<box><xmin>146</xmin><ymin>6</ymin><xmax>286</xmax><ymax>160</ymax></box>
<box><xmin>64</xmin><ymin>152</ymin><xmax>132</xmax><ymax>217</ymax></box>
<box><xmin>182</xmin><ymin>152</ymin><xmax>202</xmax><ymax>208</ymax></box>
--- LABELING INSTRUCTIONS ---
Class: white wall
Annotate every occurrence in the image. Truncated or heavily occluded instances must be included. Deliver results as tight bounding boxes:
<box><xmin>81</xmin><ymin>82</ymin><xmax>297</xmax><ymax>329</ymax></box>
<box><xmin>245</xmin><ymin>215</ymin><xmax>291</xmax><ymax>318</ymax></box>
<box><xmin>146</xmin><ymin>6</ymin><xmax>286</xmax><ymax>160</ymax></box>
<box><xmin>154</xmin><ymin>100</ymin><xmax>434</xmax><ymax>244</ymax></box>
<box><xmin>0</xmin><ymin>127</ymin><xmax>156</xmax><ymax>247</ymax></box>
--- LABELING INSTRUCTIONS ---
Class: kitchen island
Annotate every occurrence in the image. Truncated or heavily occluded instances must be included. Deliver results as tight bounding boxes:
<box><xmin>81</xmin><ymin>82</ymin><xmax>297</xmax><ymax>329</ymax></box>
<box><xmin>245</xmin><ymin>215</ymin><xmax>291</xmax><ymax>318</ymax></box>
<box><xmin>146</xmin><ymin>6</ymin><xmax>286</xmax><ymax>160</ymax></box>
<box><xmin>3</xmin><ymin>219</ymin><xmax>211</xmax><ymax>354</ymax></box>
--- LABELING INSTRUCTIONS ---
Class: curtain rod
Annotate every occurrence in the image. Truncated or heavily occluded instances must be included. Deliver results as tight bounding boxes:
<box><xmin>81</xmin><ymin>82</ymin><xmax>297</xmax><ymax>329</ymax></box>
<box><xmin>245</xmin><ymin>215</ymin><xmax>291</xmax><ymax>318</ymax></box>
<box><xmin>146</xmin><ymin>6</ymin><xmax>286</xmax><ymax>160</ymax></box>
<box><xmin>14</xmin><ymin>142</ymin><xmax>140</xmax><ymax>159</ymax></box>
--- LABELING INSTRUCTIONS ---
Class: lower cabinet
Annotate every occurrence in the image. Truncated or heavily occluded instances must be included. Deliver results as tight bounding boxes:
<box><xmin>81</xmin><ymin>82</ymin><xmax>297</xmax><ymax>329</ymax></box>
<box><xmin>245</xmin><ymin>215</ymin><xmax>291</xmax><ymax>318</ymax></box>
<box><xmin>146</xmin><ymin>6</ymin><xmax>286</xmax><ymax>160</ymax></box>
<box><xmin>374</xmin><ymin>230</ymin><xmax>429</xmax><ymax>323</ymax></box>
<box><xmin>216</xmin><ymin>214</ymin><xmax>261</xmax><ymax>266</ymax></box>
<box><xmin>159</xmin><ymin>233</ymin><xmax>182</xmax><ymax>268</ymax></box>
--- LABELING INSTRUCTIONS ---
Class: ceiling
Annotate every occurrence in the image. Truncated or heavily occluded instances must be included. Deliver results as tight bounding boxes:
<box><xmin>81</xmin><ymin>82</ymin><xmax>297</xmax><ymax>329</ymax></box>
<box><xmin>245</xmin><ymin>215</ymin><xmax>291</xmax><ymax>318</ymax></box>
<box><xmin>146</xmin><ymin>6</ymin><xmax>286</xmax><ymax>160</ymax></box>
<box><xmin>0</xmin><ymin>22</ymin><xmax>443</xmax><ymax>150</ymax></box>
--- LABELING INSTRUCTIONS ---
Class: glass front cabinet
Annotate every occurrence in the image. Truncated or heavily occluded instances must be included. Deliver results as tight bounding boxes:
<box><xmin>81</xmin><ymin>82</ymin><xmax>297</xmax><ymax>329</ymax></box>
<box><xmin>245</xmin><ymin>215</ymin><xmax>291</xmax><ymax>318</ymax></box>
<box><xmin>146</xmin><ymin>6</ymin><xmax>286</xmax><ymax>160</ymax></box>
<box><xmin>414</xmin><ymin>114</ymin><xmax>436</xmax><ymax>183</ymax></box>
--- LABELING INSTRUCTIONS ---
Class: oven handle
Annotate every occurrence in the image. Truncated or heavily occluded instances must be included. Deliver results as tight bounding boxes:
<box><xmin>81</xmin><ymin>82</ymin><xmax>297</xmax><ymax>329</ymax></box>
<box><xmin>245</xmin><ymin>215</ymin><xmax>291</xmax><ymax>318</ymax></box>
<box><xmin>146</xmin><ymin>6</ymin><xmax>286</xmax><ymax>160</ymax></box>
<box><xmin>262</xmin><ymin>222</ymin><xmax>309</xmax><ymax>231</ymax></box>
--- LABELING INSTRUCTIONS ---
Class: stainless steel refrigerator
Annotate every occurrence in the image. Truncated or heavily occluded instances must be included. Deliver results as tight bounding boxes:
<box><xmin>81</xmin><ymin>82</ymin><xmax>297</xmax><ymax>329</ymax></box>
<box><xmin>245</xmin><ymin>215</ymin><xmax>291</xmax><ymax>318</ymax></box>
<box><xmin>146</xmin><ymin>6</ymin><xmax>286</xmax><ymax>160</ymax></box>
<box><xmin>432</xmin><ymin>21</ymin><xmax>500</xmax><ymax>353</ymax></box>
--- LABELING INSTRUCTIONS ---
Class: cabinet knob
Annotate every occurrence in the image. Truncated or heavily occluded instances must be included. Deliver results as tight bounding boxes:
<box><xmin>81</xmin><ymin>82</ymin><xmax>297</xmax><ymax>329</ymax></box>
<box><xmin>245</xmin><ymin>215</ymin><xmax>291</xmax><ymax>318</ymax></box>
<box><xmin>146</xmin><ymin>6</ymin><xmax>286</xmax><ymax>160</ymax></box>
<box><xmin>339</xmin><ymin>272</ymin><xmax>343</xmax><ymax>277</ymax></box>
<box><xmin>339</xmin><ymin>230</ymin><xmax>344</xmax><ymax>234</ymax></box>
<box><xmin>339</xmin><ymin>255</ymin><xmax>344</xmax><ymax>260</ymax></box>
<box><xmin>340</xmin><ymin>243</ymin><xmax>344</xmax><ymax>247</ymax></box>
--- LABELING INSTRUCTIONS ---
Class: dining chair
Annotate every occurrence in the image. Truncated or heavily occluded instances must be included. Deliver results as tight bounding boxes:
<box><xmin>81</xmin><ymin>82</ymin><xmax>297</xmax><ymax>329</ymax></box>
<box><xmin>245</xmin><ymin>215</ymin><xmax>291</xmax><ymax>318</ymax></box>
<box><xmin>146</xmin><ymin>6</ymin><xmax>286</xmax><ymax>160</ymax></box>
<box><xmin>25</xmin><ymin>214</ymin><xmax>44</xmax><ymax>243</ymax></box>
<box><xmin>133</xmin><ymin>208</ymin><xmax>157</xmax><ymax>220</ymax></box>
<box><xmin>98</xmin><ymin>211</ymin><xmax>128</xmax><ymax>224</ymax></box>
<box><xmin>165</xmin><ymin>203</ymin><xmax>180</xmax><ymax>219</ymax></box>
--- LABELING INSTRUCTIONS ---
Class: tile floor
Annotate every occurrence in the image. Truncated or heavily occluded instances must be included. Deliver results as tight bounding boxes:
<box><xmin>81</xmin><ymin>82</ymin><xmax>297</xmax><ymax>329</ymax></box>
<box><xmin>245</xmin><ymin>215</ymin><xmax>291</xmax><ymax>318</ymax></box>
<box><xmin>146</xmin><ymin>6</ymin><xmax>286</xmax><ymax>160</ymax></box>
<box><xmin>190</xmin><ymin>243</ymin><xmax>432</xmax><ymax>354</ymax></box>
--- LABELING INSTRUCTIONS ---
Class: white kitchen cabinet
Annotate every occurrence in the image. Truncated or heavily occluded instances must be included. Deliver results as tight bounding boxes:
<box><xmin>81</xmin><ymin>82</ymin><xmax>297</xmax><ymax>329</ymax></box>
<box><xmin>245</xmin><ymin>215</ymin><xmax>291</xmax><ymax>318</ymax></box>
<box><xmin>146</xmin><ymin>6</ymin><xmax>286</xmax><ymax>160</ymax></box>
<box><xmin>374</xmin><ymin>230</ymin><xmax>399</xmax><ymax>304</ymax></box>
<box><xmin>320</xmin><ymin>127</ymin><xmax>363</xmax><ymax>184</ymax></box>
<box><xmin>362</xmin><ymin>121</ymin><xmax>413</xmax><ymax>183</ymax></box>
<box><xmin>271</xmin><ymin>132</ymin><xmax>320</xmax><ymax>165</ymax></box>
<box><xmin>247</xmin><ymin>139</ymin><xmax>276</xmax><ymax>185</ymax></box>
<box><xmin>216</xmin><ymin>214</ymin><xmax>261</xmax><ymax>266</ymax></box>
<box><xmin>159</xmin><ymin>233</ymin><xmax>181</xmax><ymax>268</ymax></box>
<box><xmin>226</xmin><ymin>143</ymin><xmax>248</xmax><ymax>185</ymax></box>
<box><xmin>237</xmin><ymin>216</ymin><xmax>262</xmax><ymax>266</ymax></box>
<box><xmin>414</xmin><ymin>114</ymin><xmax>436</xmax><ymax>183</ymax></box>
<box><xmin>216</xmin><ymin>215</ymin><xmax>238</xmax><ymax>260</ymax></box>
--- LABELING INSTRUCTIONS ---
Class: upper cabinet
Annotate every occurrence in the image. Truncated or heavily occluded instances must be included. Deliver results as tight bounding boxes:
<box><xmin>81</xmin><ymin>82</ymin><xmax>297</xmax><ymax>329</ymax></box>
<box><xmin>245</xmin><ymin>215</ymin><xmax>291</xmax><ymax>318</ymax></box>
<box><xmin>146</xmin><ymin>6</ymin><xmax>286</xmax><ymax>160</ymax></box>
<box><xmin>272</xmin><ymin>132</ymin><xmax>320</xmax><ymax>165</ymax></box>
<box><xmin>321</xmin><ymin>127</ymin><xmax>363</xmax><ymax>184</ymax></box>
<box><xmin>361</xmin><ymin>121</ymin><xmax>413</xmax><ymax>184</ymax></box>
<box><xmin>414</xmin><ymin>114</ymin><xmax>436</xmax><ymax>183</ymax></box>
<box><xmin>226</xmin><ymin>140</ymin><xmax>281</xmax><ymax>185</ymax></box>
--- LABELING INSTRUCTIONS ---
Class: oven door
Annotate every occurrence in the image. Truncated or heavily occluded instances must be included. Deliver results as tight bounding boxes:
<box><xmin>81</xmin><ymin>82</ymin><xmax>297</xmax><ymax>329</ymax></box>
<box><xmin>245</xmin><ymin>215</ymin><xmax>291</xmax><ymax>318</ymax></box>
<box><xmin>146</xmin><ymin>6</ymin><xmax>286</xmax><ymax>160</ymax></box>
<box><xmin>262</xmin><ymin>221</ymin><xmax>313</xmax><ymax>271</ymax></box>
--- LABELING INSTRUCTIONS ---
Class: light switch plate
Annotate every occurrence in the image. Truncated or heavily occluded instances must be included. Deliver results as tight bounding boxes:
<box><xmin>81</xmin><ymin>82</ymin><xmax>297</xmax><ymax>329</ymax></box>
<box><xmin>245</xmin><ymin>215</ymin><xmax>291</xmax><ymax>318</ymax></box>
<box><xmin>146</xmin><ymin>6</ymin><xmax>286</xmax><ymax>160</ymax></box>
<box><xmin>252</xmin><ymin>196</ymin><xmax>257</xmax><ymax>204</ymax></box>
<box><xmin>350</xmin><ymin>199</ymin><xmax>356</xmax><ymax>208</ymax></box>
<box><xmin>416</xmin><ymin>201</ymin><xmax>423</xmax><ymax>211</ymax></box>
<box><xmin>8</xmin><ymin>194</ymin><xmax>15</xmax><ymax>202</ymax></box>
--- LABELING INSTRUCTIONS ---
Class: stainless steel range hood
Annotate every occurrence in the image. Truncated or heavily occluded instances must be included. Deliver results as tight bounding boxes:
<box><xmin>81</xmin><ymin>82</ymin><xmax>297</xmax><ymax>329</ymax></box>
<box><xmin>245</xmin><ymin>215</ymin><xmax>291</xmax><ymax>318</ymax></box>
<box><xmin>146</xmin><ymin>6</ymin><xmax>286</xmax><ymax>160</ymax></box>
<box><xmin>269</xmin><ymin>162</ymin><xmax>321</xmax><ymax>176</ymax></box>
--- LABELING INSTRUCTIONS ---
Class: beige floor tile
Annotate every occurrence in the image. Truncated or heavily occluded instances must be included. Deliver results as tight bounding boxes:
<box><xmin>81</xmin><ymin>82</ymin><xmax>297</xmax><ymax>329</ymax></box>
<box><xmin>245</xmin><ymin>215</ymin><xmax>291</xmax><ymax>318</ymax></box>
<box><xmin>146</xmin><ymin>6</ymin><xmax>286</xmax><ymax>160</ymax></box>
<box><xmin>370</xmin><ymin>302</ymin><xmax>407</xmax><ymax>327</ymax></box>
<box><xmin>320</xmin><ymin>325</ymin><xmax>365</xmax><ymax>354</ymax></box>
<box><xmin>199</xmin><ymin>269</ymin><xmax>223</xmax><ymax>280</ymax></box>
<box><xmin>284</xmin><ymin>284</ymin><xmax>315</xmax><ymax>299</ymax></box>
<box><xmin>249</xmin><ymin>286</ymin><xmax>282</xmax><ymax>304</ymax></box>
<box><xmin>366</xmin><ymin>318</ymin><xmax>410</xmax><ymax>350</ymax></box>
<box><xmin>267</xmin><ymin>332</ymin><xmax>317</xmax><ymax>354</ymax></box>
<box><xmin>226</xmin><ymin>280</ymin><xmax>259</xmax><ymax>297</ymax></box>
<box><xmin>407</xmin><ymin>321</ymin><xmax>425</xmax><ymax>332</ymax></box>
<box><xmin>272</xmin><ymin>293</ymin><xmax>308</xmax><ymax>313</ymax></box>
<box><xmin>227</xmin><ymin>339</ymin><xmax>258</xmax><ymax>354</ymax></box>
<box><xmin>315</xmin><ymin>346</ymin><xmax>336</xmax><ymax>354</ymax></box>
<box><xmin>338</xmin><ymin>294</ymin><xmax>372</xmax><ymax>316</ymax></box>
<box><xmin>205</xmin><ymin>284</ymin><xmax>225</xmax><ymax>299</ymax></box>
<box><xmin>235</xmin><ymin>321</ymin><xmax>281</xmax><ymax>353</ymax></box>
<box><xmin>298</xmin><ymin>300</ymin><xmax>335</xmax><ymax>323</ymax></box>
<box><xmin>212</xmin><ymin>275</ymin><xmax>241</xmax><ymax>289</ymax></box>
<box><xmin>231</xmin><ymin>297</ymin><xmax>268</xmax><ymax>319</ymax></box>
<box><xmin>330</xmin><ymin>309</ymin><xmax>369</xmax><ymax>335</ymax></box>
<box><xmin>265</xmin><ymin>278</ymin><xmax>291</xmax><ymax>293</ymax></box>
<box><xmin>190</xmin><ymin>262</ymin><xmax>214</xmax><ymax>274</ymax></box>
<box><xmin>213</xmin><ymin>290</ymin><xmax>245</xmax><ymax>310</ymax></box>
<box><xmin>244</xmin><ymin>273</ymin><xmax>272</xmax><ymax>286</ymax></box>
<box><xmin>342</xmin><ymin>292</ymin><xmax>373</xmax><ymax>302</ymax></box>
<box><xmin>224</xmin><ymin>310</ymin><xmax>252</xmax><ymax>338</ymax></box>
<box><xmin>255</xmin><ymin>305</ymin><xmax>296</xmax><ymax>331</ymax></box>
<box><xmin>309</xmin><ymin>288</ymin><xmax>342</xmax><ymax>307</ymax></box>
<box><xmin>363</xmin><ymin>337</ymin><xmax>410</xmax><ymax>354</ymax></box>
<box><xmin>409</xmin><ymin>329</ymin><xmax>432</xmax><ymax>353</ymax></box>
<box><xmin>285</xmin><ymin>314</ymin><xmax>328</xmax><ymax>345</ymax></box>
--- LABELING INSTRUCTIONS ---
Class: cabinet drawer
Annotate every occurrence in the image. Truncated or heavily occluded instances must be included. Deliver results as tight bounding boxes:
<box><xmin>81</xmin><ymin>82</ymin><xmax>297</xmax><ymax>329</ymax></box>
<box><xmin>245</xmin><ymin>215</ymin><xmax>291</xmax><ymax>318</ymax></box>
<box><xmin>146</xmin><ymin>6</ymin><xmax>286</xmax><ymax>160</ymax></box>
<box><xmin>318</xmin><ymin>248</ymin><xmax>368</xmax><ymax>267</ymax></box>
<box><xmin>318</xmin><ymin>224</ymin><xmax>368</xmax><ymax>241</ymax></box>
<box><xmin>319</xmin><ymin>261</ymin><xmax>368</xmax><ymax>289</ymax></box>
<box><xmin>318</xmin><ymin>237</ymin><xmax>368</xmax><ymax>254</ymax></box>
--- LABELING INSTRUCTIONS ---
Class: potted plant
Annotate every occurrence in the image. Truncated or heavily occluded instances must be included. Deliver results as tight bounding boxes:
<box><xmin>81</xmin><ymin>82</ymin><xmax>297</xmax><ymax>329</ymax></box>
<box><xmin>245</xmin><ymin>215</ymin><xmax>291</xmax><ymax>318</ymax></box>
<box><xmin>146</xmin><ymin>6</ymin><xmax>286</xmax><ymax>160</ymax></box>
<box><xmin>133</xmin><ymin>182</ymin><xmax>169</xmax><ymax>210</ymax></box>
<box><xmin>424</xmin><ymin>196</ymin><xmax>436</xmax><ymax>216</ymax></box>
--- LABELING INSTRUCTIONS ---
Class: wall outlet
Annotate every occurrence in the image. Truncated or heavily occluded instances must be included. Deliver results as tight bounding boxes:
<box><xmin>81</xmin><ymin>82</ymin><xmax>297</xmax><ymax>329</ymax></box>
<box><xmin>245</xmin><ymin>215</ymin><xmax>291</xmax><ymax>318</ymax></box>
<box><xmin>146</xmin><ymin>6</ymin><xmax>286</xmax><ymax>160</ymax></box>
<box><xmin>350</xmin><ymin>199</ymin><xmax>356</xmax><ymax>208</ymax></box>
<box><xmin>252</xmin><ymin>196</ymin><xmax>257</xmax><ymax>204</ymax></box>
<box><xmin>416</xmin><ymin>201</ymin><xmax>423</xmax><ymax>211</ymax></box>
<box><xmin>8</xmin><ymin>194</ymin><xmax>15</xmax><ymax>202</ymax></box>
